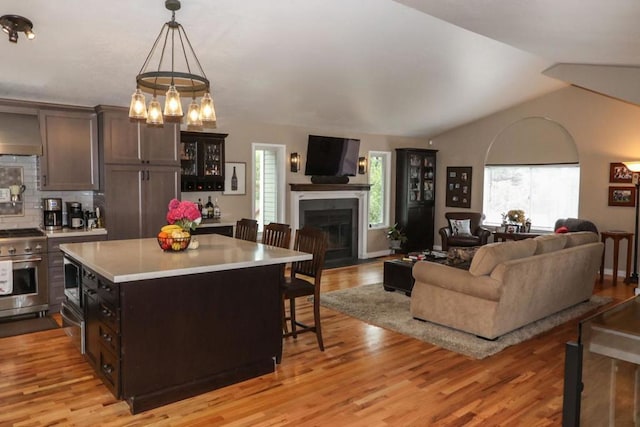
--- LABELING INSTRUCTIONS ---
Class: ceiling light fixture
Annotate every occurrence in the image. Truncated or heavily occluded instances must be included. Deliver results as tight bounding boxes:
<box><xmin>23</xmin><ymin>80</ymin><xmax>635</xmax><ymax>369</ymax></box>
<box><xmin>0</xmin><ymin>15</ymin><xmax>35</xmax><ymax>43</ymax></box>
<box><xmin>128</xmin><ymin>0</ymin><xmax>216</xmax><ymax>129</ymax></box>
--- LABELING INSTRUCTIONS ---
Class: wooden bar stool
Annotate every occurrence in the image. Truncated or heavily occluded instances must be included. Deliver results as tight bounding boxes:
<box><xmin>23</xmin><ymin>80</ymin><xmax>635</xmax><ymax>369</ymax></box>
<box><xmin>599</xmin><ymin>230</ymin><xmax>633</xmax><ymax>285</ymax></box>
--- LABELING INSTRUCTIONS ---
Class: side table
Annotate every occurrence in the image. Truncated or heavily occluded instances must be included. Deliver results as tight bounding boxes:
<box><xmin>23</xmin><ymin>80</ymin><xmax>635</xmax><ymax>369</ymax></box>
<box><xmin>599</xmin><ymin>230</ymin><xmax>633</xmax><ymax>285</ymax></box>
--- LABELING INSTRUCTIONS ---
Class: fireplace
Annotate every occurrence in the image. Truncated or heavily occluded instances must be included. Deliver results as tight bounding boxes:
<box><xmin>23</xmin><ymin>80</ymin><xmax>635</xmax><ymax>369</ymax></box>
<box><xmin>300</xmin><ymin>198</ymin><xmax>358</xmax><ymax>267</ymax></box>
<box><xmin>290</xmin><ymin>184</ymin><xmax>370</xmax><ymax>268</ymax></box>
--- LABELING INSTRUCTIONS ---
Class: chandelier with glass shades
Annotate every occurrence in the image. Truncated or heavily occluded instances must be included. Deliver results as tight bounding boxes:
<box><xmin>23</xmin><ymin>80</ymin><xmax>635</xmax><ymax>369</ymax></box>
<box><xmin>128</xmin><ymin>0</ymin><xmax>216</xmax><ymax>129</ymax></box>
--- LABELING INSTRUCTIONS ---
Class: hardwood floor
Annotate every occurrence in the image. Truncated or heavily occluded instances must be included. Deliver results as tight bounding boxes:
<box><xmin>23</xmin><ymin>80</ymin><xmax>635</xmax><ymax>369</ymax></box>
<box><xmin>0</xmin><ymin>257</ymin><xmax>634</xmax><ymax>426</ymax></box>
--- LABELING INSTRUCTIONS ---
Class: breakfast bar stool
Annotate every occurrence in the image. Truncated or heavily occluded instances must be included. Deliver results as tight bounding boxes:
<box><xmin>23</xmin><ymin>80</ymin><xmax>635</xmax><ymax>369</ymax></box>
<box><xmin>599</xmin><ymin>230</ymin><xmax>633</xmax><ymax>285</ymax></box>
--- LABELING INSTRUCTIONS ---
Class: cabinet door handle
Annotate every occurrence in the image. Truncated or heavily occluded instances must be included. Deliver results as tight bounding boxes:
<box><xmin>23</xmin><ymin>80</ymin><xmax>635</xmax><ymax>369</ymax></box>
<box><xmin>101</xmin><ymin>307</ymin><xmax>113</xmax><ymax>317</ymax></box>
<box><xmin>42</xmin><ymin>175</ymin><xmax>47</xmax><ymax>186</ymax></box>
<box><xmin>102</xmin><ymin>364</ymin><xmax>114</xmax><ymax>374</ymax></box>
<box><xmin>99</xmin><ymin>284</ymin><xmax>112</xmax><ymax>292</ymax></box>
<box><xmin>146</xmin><ymin>170</ymin><xmax>150</xmax><ymax>180</ymax></box>
<box><xmin>101</xmin><ymin>332</ymin><xmax>112</xmax><ymax>342</ymax></box>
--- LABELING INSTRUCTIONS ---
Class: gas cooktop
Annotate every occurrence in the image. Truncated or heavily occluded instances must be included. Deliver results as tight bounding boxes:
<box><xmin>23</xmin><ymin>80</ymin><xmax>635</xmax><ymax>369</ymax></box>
<box><xmin>0</xmin><ymin>228</ymin><xmax>46</xmax><ymax>238</ymax></box>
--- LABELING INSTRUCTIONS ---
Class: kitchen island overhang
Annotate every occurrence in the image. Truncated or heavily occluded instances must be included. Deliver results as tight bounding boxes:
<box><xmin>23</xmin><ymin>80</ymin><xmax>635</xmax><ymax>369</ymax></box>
<box><xmin>60</xmin><ymin>234</ymin><xmax>312</xmax><ymax>414</ymax></box>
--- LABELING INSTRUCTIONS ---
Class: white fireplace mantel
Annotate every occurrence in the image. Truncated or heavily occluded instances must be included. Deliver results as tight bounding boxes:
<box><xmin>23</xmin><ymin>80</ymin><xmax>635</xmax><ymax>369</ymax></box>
<box><xmin>290</xmin><ymin>186</ymin><xmax>369</xmax><ymax>260</ymax></box>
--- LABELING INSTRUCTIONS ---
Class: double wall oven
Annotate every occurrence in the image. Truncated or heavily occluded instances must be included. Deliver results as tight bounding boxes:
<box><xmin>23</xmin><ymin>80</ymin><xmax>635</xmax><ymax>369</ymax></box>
<box><xmin>0</xmin><ymin>228</ymin><xmax>48</xmax><ymax>318</ymax></box>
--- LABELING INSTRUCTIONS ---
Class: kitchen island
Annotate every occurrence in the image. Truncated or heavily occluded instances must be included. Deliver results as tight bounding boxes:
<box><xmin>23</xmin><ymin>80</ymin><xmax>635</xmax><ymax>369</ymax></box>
<box><xmin>60</xmin><ymin>234</ymin><xmax>311</xmax><ymax>414</ymax></box>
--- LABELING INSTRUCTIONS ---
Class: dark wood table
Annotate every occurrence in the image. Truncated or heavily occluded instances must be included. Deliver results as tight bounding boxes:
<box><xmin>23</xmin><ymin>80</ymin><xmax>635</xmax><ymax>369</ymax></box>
<box><xmin>493</xmin><ymin>231</ymin><xmax>541</xmax><ymax>242</ymax></box>
<box><xmin>383</xmin><ymin>255</ymin><xmax>450</xmax><ymax>296</ymax></box>
<box><xmin>599</xmin><ymin>230</ymin><xmax>633</xmax><ymax>285</ymax></box>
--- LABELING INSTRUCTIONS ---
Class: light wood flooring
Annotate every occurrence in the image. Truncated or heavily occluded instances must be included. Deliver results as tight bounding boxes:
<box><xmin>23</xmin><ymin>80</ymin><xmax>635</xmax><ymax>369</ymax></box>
<box><xmin>0</xmin><ymin>257</ymin><xmax>634</xmax><ymax>426</ymax></box>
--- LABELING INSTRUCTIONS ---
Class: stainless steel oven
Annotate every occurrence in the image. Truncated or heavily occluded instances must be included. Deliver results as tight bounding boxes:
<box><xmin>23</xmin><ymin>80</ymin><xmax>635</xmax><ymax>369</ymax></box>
<box><xmin>0</xmin><ymin>228</ymin><xmax>48</xmax><ymax>318</ymax></box>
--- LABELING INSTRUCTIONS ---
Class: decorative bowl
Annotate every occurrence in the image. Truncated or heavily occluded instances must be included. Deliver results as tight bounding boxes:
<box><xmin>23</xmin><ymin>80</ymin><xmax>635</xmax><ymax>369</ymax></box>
<box><xmin>157</xmin><ymin>236</ymin><xmax>191</xmax><ymax>252</ymax></box>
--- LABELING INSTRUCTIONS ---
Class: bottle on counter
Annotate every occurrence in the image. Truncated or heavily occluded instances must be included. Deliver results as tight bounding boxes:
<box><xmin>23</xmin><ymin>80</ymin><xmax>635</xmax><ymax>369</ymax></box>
<box><xmin>213</xmin><ymin>198</ymin><xmax>221</xmax><ymax>219</ymax></box>
<box><xmin>197</xmin><ymin>198</ymin><xmax>203</xmax><ymax>214</ymax></box>
<box><xmin>205</xmin><ymin>196</ymin><xmax>214</xmax><ymax>219</ymax></box>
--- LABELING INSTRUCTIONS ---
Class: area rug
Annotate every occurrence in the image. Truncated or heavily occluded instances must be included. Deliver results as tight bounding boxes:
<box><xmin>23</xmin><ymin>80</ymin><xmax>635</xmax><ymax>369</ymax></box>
<box><xmin>0</xmin><ymin>316</ymin><xmax>60</xmax><ymax>339</ymax></box>
<box><xmin>320</xmin><ymin>284</ymin><xmax>611</xmax><ymax>359</ymax></box>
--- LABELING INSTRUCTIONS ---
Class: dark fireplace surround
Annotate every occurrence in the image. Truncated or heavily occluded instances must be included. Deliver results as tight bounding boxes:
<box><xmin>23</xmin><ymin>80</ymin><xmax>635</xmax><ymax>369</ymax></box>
<box><xmin>290</xmin><ymin>184</ymin><xmax>370</xmax><ymax>268</ymax></box>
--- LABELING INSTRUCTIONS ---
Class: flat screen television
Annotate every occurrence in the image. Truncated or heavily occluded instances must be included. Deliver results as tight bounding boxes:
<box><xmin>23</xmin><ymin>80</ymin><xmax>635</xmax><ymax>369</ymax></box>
<box><xmin>304</xmin><ymin>135</ymin><xmax>360</xmax><ymax>177</ymax></box>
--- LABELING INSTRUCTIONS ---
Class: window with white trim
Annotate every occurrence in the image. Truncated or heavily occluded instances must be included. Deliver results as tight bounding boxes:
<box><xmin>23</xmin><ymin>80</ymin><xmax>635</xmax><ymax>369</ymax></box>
<box><xmin>252</xmin><ymin>143</ymin><xmax>286</xmax><ymax>232</ymax></box>
<box><xmin>483</xmin><ymin>164</ymin><xmax>580</xmax><ymax>231</ymax></box>
<box><xmin>368</xmin><ymin>151</ymin><xmax>391</xmax><ymax>229</ymax></box>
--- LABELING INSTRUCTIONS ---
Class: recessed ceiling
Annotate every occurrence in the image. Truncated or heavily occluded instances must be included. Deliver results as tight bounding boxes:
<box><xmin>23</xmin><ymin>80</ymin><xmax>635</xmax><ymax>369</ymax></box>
<box><xmin>1</xmin><ymin>1</ymin><xmax>638</xmax><ymax>137</ymax></box>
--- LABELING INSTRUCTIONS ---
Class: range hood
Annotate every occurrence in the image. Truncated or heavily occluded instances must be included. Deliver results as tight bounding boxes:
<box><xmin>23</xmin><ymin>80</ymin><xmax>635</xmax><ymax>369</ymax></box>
<box><xmin>0</xmin><ymin>112</ymin><xmax>42</xmax><ymax>156</ymax></box>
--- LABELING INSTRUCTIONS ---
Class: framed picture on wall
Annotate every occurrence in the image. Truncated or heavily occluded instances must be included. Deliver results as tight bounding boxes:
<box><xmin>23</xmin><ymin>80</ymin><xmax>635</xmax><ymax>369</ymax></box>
<box><xmin>446</xmin><ymin>166</ymin><xmax>472</xmax><ymax>208</ymax></box>
<box><xmin>608</xmin><ymin>186</ymin><xmax>636</xmax><ymax>207</ymax></box>
<box><xmin>223</xmin><ymin>162</ymin><xmax>246</xmax><ymax>195</ymax></box>
<box><xmin>610</xmin><ymin>162</ymin><xmax>633</xmax><ymax>183</ymax></box>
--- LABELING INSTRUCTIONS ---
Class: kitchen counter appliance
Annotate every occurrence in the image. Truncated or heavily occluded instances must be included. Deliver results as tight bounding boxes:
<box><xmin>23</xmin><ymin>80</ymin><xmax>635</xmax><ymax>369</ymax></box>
<box><xmin>43</xmin><ymin>197</ymin><xmax>63</xmax><ymax>230</ymax></box>
<box><xmin>0</xmin><ymin>228</ymin><xmax>48</xmax><ymax>318</ymax></box>
<box><xmin>67</xmin><ymin>202</ymin><xmax>83</xmax><ymax>229</ymax></box>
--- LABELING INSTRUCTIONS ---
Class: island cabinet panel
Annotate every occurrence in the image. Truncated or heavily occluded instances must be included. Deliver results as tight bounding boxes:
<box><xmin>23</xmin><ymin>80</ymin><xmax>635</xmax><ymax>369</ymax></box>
<box><xmin>39</xmin><ymin>109</ymin><xmax>99</xmax><ymax>190</ymax></box>
<box><xmin>81</xmin><ymin>263</ymin><xmax>282</xmax><ymax>414</ymax></box>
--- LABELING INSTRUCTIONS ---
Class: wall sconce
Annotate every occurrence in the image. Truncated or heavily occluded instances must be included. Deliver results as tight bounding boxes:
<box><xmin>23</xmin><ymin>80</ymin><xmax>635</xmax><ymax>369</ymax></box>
<box><xmin>290</xmin><ymin>152</ymin><xmax>301</xmax><ymax>173</ymax></box>
<box><xmin>358</xmin><ymin>157</ymin><xmax>367</xmax><ymax>174</ymax></box>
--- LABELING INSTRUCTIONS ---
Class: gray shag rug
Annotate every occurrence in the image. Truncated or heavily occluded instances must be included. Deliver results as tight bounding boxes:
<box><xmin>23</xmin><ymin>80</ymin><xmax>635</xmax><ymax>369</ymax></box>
<box><xmin>320</xmin><ymin>284</ymin><xmax>611</xmax><ymax>359</ymax></box>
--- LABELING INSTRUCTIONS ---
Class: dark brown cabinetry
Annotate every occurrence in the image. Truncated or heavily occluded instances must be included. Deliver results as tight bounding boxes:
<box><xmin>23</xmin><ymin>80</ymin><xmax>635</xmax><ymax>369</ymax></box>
<box><xmin>180</xmin><ymin>131</ymin><xmax>227</xmax><ymax>192</ymax></box>
<box><xmin>47</xmin><ymin>234</ymin><xmax>107</xmax><ymax>313</ymax></box>
<box><xmin>96</xmin><ymin>106</ymin><xmax>180</xmax><ymax>240</ymax></box>
<box><xmin>39</xmin><ymin>109</ymin><xmax>99</xmax><ymax>190</ymax></box>
<box><xmin>83</xmin><ymin>267</ymin><xmax>120</xmax><ymax>397</ymax></box>
<box><xmin>395</xmin><ymin>148</ymin><xmax>437</xmax><ymax>252</ymax></box>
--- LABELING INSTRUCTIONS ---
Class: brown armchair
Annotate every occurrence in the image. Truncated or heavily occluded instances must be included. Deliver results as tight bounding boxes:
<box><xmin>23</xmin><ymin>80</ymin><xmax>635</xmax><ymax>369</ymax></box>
<box><xmin>439</xmin><ymin>212</ymin><xmax>491</xmax><ymax>251</ymax></box>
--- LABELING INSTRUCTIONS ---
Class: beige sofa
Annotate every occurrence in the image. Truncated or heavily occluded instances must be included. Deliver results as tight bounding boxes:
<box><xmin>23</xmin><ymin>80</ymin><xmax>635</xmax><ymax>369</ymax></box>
<box><xmin>410</xmin><ymin>232</ymin><xmax>604</xmax><ymax>339</ymax></box>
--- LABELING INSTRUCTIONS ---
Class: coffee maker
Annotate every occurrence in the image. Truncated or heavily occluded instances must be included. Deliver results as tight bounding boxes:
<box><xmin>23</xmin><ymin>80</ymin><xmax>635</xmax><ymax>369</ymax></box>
<box><xmin>66</xmin><ymin>202</ymin><xmax>84</xmax><ymax>229</ymax></box>
<box><xmin>43</xmin><ymin>198</ymin><xmax>62</xmax><ymax>230</ymax></box>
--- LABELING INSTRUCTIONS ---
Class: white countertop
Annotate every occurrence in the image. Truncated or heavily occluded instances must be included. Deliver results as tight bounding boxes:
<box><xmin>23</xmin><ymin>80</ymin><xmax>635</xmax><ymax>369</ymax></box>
<box><xmin>43</xmin><ymin>228</ymin><xmax>108</xmax><ymax>238</ymax></box>
<box><xmin>59</xmin><ymin>234</ymin><xmax>311</xmax><ymax>283</ymax></box>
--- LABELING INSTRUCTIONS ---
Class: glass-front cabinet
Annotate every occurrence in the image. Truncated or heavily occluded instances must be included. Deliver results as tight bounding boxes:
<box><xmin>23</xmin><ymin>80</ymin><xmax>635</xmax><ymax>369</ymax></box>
<box><xmin>180</xmin><ymin>131</ymin><xmax>227</xmax><ymax>192</ymax></box>
<box><xmin>407</xmin><ymin>154</ymin><xmax>435</xmax><ymax>203</ymax></box>
<box><xmin>562</xmin><ymin>295</ymin><xmax>640</xmax><ymax>426</ymax></box>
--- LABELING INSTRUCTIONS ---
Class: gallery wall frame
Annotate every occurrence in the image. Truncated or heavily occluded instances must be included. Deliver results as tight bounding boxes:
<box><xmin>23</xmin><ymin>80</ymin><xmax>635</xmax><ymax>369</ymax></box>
<box><xmin>223</xmin><ymin>162</ymin><xmax>246</xmax><ymax>195</ymax></box>
<box><xmin>610</xmin><ymin>162</ymin><xmax>633</xmax><ymax>183</ymax></box>
<box><xmin>608</xmin><ymin>186</ymin><xmax>636</xmax><ymax>207</ymax></box>
<box><xmin>446</xmin><ymin>166</ymin><xmax>472</xmax><ymax>208</ymax></box>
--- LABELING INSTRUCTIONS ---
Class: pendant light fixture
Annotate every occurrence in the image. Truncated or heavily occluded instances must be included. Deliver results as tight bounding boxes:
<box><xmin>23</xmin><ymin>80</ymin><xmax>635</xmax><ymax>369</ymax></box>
<box><xmin>128</xmin><ymin>0</ymin><xmax>217</xmax><ymax>129</ymax></box>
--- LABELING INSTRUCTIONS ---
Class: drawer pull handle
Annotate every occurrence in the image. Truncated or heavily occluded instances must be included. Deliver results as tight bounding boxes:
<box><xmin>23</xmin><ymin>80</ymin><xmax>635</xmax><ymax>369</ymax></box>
<box><xmin>99</xmin><ymin>284</ymin><xmax>112</xmax><ymax>292</ymax></box>
<box><xmin>102</xmin><ymin>364</ymin><xmax>113</xmax><ymax>374</ymax></box>
<box><xmin>101</xmin><ymin>333</ymin><xmax>112</xmax><ymax>342</ymax></box>
<box><xmin>101</xmin><ymin>308</ymin><xmax>112</xmax><ymax>317</ymax></box>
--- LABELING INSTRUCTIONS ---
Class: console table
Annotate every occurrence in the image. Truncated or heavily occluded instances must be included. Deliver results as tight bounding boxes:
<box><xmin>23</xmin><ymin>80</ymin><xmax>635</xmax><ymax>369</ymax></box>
<box><xmin>493</xmin><ymin>231</ymin><xmax>541</xmax><ymax>242</ymax></box>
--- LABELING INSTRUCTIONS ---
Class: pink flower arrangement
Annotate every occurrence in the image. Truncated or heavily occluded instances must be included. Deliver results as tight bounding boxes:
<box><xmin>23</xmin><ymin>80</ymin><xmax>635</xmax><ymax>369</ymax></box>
<box><xmin>166</xmin><ymin>198</ymin><xmax>202</xmax><ymax>231</ymax></box>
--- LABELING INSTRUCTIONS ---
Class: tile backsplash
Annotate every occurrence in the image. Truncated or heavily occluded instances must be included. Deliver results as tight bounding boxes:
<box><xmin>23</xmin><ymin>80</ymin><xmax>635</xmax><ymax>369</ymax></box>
<box><xmin>0</xmin><ymin>155</ymin><xmax>95</xmax><ymax>229</ymax></box>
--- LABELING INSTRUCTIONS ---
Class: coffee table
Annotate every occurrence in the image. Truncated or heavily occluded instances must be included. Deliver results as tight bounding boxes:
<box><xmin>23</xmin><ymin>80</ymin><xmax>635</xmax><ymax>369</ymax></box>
<box><xmin>383</xmin><ymin>253</ymin><xmax>449</xmax><ymax>296</ymax></box>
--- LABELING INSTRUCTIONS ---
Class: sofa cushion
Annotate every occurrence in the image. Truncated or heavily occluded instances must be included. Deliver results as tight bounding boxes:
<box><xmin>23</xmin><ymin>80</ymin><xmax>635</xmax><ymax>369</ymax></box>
<box><xmin>565</xmin><ymin>231</ymin><xmax>599</xmax><ymax>248</ymax></box>
<box><xmin>469</xmin><ymin>239</ymin><xmax>537</xmax><ymax>276</ymax></box>
<box><xmin>449</xmin><ymin>218</ymin><xmax>472</xmax><ymax>236</ymax></box>
<box><xmin>534</xmin><ymin>234</ymin><xmax>567</xmax><ymax>254</ymax></box>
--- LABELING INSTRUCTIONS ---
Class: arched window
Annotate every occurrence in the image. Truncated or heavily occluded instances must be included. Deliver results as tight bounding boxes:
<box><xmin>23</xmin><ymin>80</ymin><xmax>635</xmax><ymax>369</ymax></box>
<box><xmin>482</xmin><ymin>117</ymin><xmax>580</xmax><ymax>231</ymax></box>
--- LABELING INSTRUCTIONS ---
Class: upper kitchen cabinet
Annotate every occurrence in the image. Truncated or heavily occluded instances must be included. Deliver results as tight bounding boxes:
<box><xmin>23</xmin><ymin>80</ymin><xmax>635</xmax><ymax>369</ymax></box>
<box><xmin>96</xmin><ymin>106</ymin><xmax>178</xmax><ymax>166</ymax></box>
<box><xmin>39</xmin><ymin>108</ymin><xmax>99</xmax><ymax>190</ymax></box>
<box><xmin>180</xmin><ymin>131</ymin><xmax>227</xmax><ymax>192</ymax></box>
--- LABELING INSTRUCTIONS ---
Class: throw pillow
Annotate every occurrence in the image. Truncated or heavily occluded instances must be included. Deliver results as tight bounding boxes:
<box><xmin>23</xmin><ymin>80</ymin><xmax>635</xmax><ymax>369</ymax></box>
<box><xmin>449</xmin><ymin>218</ymin><xmax>472</xmax><ymax>236</ymax></box>
<box><xmin>555</xmin><ymin>226</ymin><xmax>569</xmax><ymax>234</ymax></box>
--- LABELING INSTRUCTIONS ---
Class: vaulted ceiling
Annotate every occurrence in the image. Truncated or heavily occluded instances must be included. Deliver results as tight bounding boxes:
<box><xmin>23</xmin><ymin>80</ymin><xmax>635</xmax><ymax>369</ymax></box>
<box><xmin>1</xmin><ymin>1</ymin><xmax>639</xmax><ymax>137</ymax></box>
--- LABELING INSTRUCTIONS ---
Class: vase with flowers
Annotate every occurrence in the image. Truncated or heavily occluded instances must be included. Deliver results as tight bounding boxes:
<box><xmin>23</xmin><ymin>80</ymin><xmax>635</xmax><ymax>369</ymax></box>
<box><xmin>158</xmin><ymin>199</ymin><xmax>202</xmax><ymax>251</ymax></box>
